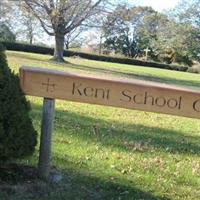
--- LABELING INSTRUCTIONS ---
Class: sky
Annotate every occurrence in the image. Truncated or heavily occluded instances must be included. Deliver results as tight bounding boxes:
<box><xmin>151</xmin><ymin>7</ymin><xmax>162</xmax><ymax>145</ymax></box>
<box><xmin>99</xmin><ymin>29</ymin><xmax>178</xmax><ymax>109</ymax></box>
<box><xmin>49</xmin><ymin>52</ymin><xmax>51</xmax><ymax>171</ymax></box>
<box><xmin>128</xmin><ymin>0</ymin><xmax>180</xmax><ymax>11</ymax></box>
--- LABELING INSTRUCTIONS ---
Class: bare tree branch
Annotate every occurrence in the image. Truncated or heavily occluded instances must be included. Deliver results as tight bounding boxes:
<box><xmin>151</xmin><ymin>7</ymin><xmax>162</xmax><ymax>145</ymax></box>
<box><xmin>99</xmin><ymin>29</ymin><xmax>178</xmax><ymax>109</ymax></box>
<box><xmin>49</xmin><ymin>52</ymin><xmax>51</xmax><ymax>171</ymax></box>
<box><xmin>22</xmin><ymin>0</ymin><xmax>109</xmax><ymax>61</ymax></box>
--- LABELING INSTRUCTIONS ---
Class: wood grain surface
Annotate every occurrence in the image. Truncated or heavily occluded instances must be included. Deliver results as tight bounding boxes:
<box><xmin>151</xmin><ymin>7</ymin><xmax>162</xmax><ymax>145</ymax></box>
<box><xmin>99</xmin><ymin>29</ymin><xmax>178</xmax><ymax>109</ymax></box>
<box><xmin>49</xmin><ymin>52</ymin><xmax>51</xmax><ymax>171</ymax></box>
<box><xmin>20</xmin><ymin>66</ymin><xmax>200</xmax><ymax>119</ymax></box>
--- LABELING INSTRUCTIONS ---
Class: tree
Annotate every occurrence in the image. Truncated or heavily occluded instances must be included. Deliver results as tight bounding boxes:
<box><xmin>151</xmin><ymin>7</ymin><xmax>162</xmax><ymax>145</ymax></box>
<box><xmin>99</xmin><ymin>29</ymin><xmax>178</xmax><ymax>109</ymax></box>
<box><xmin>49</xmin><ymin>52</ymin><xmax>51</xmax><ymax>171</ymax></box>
<box><xmin>64</xmin><ymin>27</ymin><xmax>85</xmax><ymax>49</ymax></box>
<box><xmin>0</xmin><ymin>1</ymin><xmax>9</xmax><ymax>23</ymax></box>
<box><xmin>0</xmin><ymin>43</ymin><xmax>37</xmax><ymax>162</ymax></box>
<box><xmin>171</xmin><ymin>0</ymin><xmax>200</xmax><ymax>62</ymax></box>
<box><xmin>0</xmin><ymin>23</ymin><xmax>16</xmax><ymax>42</ymax></box>
<box><xmin>156</xmin><ymin>21</ymin><xmax>198</xmax><ymax>65</ymax></box>
<box><xmin>136</xmin><ymin>12</ymin><xmax>174</xmax><ymax>62</ymax></box>
<box><xmin>103</xmin><ymin>5</ymin><xmax>156</xmax><ymax>58</ymax></box>
<box><xmin>23</xmin><ymin>0</ymin><xmax>106</xmax><ymax>62</ymax></box>
<box><xmin>0</xmin><ymin>1</ymin><xmax>44</xmax><ymax>45</ymax></box>
<box><xmin>19</xmin><ymin>3</ymin><xmax>40</xmax><ymax>45</ymax></box>
<box><xmin>174</xmin><ymin>0</ymin><xmax>200</xmax><ymax>27</ymax></box>
<box><xmin>136</xmin><ymin>12</ymin><xmax>167</xmax><ymax>52</ymax></box>
<box><xmin>130</xmin><ymin>7</ymin><xmax>198</xmax><ymax>65</ymax></box>
<box><xmin>0</xmin><ymin>1</ymin><xmax>29</xmax><ymax>43</ymax></box>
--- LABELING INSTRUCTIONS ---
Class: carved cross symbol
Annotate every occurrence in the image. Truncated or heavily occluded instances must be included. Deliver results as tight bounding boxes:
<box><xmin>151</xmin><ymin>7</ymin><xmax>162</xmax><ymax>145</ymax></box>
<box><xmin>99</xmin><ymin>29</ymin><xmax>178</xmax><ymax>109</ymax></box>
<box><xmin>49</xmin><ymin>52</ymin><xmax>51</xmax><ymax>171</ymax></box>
<box><xmin>42</xmin><ymin>78</ymin><xmax>55</xmax><ymax>92</ymax></box>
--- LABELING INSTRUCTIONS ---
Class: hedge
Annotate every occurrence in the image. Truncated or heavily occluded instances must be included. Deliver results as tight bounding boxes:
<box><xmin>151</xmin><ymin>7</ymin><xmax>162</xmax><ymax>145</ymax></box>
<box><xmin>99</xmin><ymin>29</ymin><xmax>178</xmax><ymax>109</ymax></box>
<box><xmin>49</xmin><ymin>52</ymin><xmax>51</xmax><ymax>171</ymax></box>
<box><xmin>2</xmin><ymin>42</ymin><xmax>188</xmax><ymax>72</ymax></box>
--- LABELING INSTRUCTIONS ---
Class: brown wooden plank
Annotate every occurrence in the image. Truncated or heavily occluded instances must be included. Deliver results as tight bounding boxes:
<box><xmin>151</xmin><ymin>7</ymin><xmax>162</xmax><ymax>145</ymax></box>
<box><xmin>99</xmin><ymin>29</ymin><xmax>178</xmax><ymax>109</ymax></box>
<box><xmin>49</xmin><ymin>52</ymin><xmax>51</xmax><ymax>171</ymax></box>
<box><xmin>20</xmin><ymin>66</ymin><xmax>200</xmax><ymax>119</ymax></box>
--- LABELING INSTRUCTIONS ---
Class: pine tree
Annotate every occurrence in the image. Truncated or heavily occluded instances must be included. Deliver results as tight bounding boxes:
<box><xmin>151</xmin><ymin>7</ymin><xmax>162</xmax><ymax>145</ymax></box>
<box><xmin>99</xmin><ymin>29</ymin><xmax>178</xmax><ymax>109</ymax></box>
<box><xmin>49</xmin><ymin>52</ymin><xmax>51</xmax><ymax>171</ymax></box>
<box><xmin>0</xmin><ymin>44</ymin><xmax>37</xmax><ymax>162</ymax></box>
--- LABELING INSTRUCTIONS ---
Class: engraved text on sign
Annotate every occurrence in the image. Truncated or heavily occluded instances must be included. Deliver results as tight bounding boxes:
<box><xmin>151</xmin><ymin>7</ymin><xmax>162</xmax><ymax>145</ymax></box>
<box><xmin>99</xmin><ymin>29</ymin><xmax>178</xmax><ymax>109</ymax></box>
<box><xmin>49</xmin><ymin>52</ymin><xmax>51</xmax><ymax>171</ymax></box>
<box><xmin>20</xmin><ymin>66</ymin><xmax>200</xmax><ymax>119</ymax></box>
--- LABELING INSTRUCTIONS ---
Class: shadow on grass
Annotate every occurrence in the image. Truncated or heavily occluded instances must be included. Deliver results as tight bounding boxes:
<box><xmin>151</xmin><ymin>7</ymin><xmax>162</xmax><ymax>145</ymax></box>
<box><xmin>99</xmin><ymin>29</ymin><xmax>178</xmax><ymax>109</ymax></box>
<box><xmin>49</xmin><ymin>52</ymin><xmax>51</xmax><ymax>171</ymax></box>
<box><xmin>32</xmin><ymin>103</ymin><xmax>200</xmax><ymax>155</ymax></box>
<box><xmin>68</xmin><ymin>63</ymin><xmax>200</xmax><ymax>88</ymax></box>
<box><xmin>0</xmin><ymin>162</ymin><xmax>170</xmax><ymax>200</ymax></box>
<box><xmin>10</xmin><ymin>52</ymin><xmax>200</xmax><ymax>88</ymax></box>
<box><xmin>52</xmin><ymin>157</ymin><xmax>171</xmax><ymax>200</ymax></box>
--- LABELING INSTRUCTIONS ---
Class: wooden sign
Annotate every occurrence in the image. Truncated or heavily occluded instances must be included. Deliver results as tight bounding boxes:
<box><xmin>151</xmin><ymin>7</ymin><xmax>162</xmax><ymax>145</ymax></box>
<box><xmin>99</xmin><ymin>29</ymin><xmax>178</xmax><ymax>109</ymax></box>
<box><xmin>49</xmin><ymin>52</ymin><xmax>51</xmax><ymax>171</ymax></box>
<box><xmin>20</xmin><ymin>66</ymin><xmax>200</xmax><ymax>119</ymax></box>
<box><xmin>20</xmin><ymin>66</ymin><xmax>200</xmax><ymax>179</ymax></box>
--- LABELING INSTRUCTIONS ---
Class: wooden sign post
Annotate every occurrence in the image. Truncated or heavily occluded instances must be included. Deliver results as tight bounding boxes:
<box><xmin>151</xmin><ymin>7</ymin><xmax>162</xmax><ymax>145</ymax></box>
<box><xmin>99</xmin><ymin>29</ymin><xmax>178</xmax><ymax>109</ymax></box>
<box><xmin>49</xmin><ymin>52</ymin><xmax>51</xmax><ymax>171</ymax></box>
<box><xmin>38</xmin><ymin>98</ymin><xmax>55</xmax><ymax>179</ymax></box>
<box><xmin>20</xmin><ymin>66</ymin><xmax>200</xmax><ymax>178</ymax></box>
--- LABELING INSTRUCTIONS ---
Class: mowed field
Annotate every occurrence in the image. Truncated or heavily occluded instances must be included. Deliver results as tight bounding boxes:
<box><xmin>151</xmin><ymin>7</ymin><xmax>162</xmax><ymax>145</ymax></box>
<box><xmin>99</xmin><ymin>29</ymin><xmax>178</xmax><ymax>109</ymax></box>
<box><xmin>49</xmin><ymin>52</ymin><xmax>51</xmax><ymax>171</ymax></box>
<box><xmin>2</xmin><ymin>51</ymin><xmax>200</xmax><ymax>200</ymax></box>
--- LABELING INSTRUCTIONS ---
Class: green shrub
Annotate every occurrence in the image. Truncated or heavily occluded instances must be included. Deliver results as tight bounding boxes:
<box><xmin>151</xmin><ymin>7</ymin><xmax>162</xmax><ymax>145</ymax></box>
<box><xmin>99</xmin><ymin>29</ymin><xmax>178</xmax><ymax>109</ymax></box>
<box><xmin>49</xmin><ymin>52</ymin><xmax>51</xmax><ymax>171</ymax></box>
<box><xmin>187</xmin><ymin>67</ymin><xmax>200</xmax><ymax>74</ymax></box>
<box><xmin>174</xmin><ymin>51</ymin><xmax>193</xmax><ymax>67</ymax></box>
<box><xmin>0</xmin><ymin>43</ymin><xmax>37</xmax><ymax>162</ymax></box>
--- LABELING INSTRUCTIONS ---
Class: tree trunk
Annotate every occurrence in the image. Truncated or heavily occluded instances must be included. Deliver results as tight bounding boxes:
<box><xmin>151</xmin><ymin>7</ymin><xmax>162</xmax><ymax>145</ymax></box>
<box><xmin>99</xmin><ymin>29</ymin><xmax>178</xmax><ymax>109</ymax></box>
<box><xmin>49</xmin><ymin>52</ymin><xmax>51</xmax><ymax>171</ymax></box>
<box><xmin>30</xmin><ymin>35</ymin><xmax>33</xmax><ymax>45</ymax></box>
<box><xmin>99</xmin><ymin>34</ymin><xmax>103</xmax><ymax>55</ymax></box>
<box><xmin>52</xmin><ymin>34</ymin><xmax>65</xmax><ymax>62</ymax></box>
<box><xmin>65</xmin><ymin>40</ymin><xmax>69</xmax><ymax>49</ymax></box>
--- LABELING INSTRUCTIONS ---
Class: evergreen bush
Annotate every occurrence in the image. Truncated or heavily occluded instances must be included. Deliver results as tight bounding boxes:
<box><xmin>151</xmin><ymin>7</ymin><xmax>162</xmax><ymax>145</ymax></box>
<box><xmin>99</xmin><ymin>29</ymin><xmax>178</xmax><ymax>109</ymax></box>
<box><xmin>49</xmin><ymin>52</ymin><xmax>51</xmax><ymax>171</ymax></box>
<box><xmin>0</xmin><ymin>43</ymin><xmax>37</xmax><ymax>162</ymax></box>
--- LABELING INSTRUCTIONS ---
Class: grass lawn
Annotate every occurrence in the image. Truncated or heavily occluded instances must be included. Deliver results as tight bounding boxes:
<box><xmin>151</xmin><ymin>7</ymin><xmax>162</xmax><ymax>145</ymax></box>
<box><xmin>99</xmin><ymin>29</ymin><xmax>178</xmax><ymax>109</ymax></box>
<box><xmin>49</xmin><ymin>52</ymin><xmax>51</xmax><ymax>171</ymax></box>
<box><xmin>1</xmin><ymin>51</ymin><xmax>200</xmax><ymax>200</ymax></box>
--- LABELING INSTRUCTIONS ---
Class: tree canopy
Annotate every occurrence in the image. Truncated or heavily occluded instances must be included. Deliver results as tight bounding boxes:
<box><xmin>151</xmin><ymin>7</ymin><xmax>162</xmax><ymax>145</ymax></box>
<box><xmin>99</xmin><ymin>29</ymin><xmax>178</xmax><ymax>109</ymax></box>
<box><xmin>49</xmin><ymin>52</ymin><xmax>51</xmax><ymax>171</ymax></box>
<box><xmin>102</xmin><ymin>3</ymin><xmax>200</xmax><ymax>65</ymax></box>
<box><xmin>23</xmin><ymin>0</ymin><xmax>107</xmax><ymax>62</ymax></box>
<box><xmin>0</xmin><ymin>23</ymin><xmax>16</xmax><ymax>42</ymax></box>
